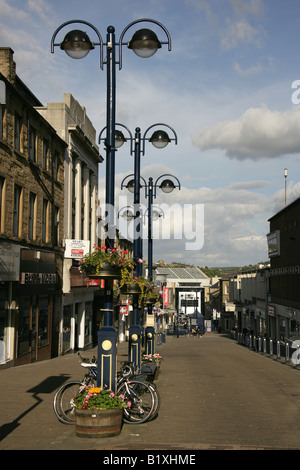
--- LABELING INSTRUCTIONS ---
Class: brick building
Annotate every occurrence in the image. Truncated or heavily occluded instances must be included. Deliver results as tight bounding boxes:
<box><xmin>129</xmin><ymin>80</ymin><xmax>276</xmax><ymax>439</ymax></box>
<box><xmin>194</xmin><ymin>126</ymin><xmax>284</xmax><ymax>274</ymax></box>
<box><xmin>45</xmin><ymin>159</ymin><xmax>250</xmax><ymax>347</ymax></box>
<box><xmin>0</xmin><ymin>48</ymin><xmax>67</xmax><ymax>366</ymax></box>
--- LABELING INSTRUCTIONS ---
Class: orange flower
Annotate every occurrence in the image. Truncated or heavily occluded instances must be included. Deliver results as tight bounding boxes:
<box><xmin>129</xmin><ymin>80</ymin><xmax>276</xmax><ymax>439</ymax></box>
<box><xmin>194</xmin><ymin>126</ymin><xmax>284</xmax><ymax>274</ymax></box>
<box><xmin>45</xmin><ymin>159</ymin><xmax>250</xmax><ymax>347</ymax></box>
<box><xmin>89</xmin><ymin>387</ymin><xmax>101</xmax><ymax>394</ymax></box>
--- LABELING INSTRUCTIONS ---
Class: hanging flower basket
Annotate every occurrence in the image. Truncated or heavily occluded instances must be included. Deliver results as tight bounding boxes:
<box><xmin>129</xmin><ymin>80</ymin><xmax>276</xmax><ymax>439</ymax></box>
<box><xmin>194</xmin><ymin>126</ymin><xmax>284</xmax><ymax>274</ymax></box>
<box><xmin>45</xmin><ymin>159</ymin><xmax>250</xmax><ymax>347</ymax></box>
<box><xmin>119</xmin><ymin>274</ymin><xmax>160</xmax><ymax>305</ymax></box>
<box><xmin>90</xmin><ymin>263</ymin><xmax>122</xmax><ymax>279</ymax></box>
<box><xmin>120</xmin><ymin>282</ymin><xmax>141</xmax><ymax>294</ymax></box>
<box><xmin>79</xmin><ymin>245</ymin><xmax>134</xmax><ymax>280</ymax></box>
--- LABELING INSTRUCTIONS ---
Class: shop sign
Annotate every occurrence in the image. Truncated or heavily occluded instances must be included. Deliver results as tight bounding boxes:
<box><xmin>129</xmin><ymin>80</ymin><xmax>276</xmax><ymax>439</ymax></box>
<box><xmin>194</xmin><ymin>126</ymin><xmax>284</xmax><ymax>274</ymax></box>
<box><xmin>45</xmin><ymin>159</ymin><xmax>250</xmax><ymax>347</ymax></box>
<box><xmin>20</xmin><ymin>273</ymin><xmax>57</xmax><ymax>284</ymax></box>
<box><xmin>119</xmin><ymin>305</ymin><xmax>128</xmax><ymax>315</ymax></box>
<box><xmin>163</xmin><ymin>287</ymin><xmax>169</xmax><ymax>306</ymax></box>
<box><xmin>268</xmin><ymin>305</ymin><xmax>275</xmax><ymax>317</ymax></box>
<box><xmin>65</xmin><ymin>239</ymin><xmax>90</xmax><ymax>259</ymax></box>
<box><xmin>86</xmin><ymin>278</ymin><xmax>105</xmax><ymax>288</ymax></box>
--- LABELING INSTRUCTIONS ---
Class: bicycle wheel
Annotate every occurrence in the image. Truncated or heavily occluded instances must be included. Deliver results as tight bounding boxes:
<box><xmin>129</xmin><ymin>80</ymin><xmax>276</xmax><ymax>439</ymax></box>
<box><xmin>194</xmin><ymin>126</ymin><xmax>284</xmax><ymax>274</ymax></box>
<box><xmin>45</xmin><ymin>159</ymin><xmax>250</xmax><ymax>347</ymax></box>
<box><xmin>148</xmin><ymin>384</ymin><xmax>160</xmax><ymax>420</ymax></box>
<box><xmin>131</xmin><ymin>373</ymin><xmax>160</xmax><ymax>420</ymax></box>
<box><xmin>118</xmin><ymin>380</ymin><xmax>157</xmax><ymax>424</ymax></box>
<box><xmin>53</xmin><ymin>381</ymin><xmax>81</xmax><ymax>425</ymax></box>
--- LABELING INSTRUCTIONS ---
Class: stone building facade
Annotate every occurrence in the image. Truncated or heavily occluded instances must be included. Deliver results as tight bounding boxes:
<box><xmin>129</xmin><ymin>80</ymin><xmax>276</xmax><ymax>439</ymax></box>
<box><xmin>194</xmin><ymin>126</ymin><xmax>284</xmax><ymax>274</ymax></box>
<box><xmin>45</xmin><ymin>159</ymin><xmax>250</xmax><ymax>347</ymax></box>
<box><xmin>0</xmin><ymin>48</ymin><xmax>67</xmax><ymax>366</ymax></box>
<box><xmin>36</xmin><ymin>94</ymin><xmax>104</xmax><ymax>354</ymax></box>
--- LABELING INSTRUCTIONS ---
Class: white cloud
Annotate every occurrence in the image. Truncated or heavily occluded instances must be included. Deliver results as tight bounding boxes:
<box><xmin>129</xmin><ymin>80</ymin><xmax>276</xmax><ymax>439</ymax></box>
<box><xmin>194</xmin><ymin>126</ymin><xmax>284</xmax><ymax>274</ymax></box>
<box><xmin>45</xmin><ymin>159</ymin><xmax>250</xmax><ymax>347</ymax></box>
<box><xmin>221</xmin><ymin>20</ymin><xmax>266</xmax><ymax>50</ymax></box>
<box><xmin>229</xmin><ymin>0</ymin><xmax>265</xmax><ymax>18</ymax></box>
<box><xmin>233</xmin><ymin>55</ymin><xmax>275</xmax><ymax>77</ymax></box>
<box><xmin>192</xmin><ymin>105</ymin><xmax>300</xmax><ymax>160</ymax></box>
<box><xmin>0</xmin><ymin>0</ymin><xmax>30</xmax><ymax>22</ymax></box>
<box><xmin>27</xmin><ymin>0</ymin><xmax>54</xmax><ymax>23</ymax></box>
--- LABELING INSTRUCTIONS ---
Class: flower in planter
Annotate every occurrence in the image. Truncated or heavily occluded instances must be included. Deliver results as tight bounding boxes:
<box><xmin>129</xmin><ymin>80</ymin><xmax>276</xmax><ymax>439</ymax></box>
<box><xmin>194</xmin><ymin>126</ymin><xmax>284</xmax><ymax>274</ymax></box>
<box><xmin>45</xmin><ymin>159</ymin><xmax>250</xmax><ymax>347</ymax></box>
<box><xmin>141</xmin><ymin>353</ymin><xmax>163</xmax><ymax>365</ymax></box>
<box><xmin>79</xmin><ymin>245</ymin><xmax>135</xmax><ymax>276</ymax></box>
<box><xmin>74</xmin><ymin>385</ymin><xmax>129</xmax><ymax>410</ymax></box>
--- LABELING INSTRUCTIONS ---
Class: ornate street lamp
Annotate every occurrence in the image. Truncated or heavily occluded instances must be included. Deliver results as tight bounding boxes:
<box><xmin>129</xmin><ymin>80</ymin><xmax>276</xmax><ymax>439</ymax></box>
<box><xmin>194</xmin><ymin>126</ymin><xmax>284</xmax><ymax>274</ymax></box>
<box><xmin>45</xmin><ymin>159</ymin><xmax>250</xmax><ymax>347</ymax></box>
<box><xmin>100</xmin><ymin>123</ymin><xmax>177</xmax><ymax>275</ymax></box>
<box><xmin>122</xmin><ymin>173</ymin><xmax>180</xmax><ymax>356</ymax></box>
<box><xmin>122</xmin><ymin>173</ymin><xmax>181</xmax><ymax>280</ymax></box>
<box><xmin>51</xmin><ymin>18</ymin><xmax>171</xmax><ymax>391</ymax></box>
<box><xmin>103</xmin><ymin>123</ymin><xmax>176</xmax><ymax>369</ymax></box>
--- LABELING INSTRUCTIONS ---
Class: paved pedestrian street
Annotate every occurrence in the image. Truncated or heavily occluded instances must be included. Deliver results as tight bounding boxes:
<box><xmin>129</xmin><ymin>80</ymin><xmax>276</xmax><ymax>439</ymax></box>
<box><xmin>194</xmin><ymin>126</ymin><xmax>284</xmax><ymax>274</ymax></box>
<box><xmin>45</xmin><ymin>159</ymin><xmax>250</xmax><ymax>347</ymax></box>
<box><xmin>1</xmin><ymin>333</ymin><xmax>300</xmax><ymax>451</ymax></box>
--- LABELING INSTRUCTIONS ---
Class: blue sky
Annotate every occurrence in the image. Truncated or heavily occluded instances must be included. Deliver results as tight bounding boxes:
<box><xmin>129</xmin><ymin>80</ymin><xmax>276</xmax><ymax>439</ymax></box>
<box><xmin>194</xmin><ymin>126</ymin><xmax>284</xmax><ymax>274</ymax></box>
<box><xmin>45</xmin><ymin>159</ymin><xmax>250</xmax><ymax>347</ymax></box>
<box><xmin>1</xmin><ymin>0</ymin><xmax>300</xmax><ymax>267</ymax></box>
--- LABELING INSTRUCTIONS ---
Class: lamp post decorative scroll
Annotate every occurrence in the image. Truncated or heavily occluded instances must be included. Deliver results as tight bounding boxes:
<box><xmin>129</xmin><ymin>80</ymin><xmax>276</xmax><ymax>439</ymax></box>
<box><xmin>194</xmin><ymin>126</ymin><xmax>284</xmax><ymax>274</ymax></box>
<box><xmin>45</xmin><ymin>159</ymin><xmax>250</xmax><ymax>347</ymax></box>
<box><xmin>51</xmin><ymin>18</ymin><xmax>172</xmax><ymax>391</ymax></box>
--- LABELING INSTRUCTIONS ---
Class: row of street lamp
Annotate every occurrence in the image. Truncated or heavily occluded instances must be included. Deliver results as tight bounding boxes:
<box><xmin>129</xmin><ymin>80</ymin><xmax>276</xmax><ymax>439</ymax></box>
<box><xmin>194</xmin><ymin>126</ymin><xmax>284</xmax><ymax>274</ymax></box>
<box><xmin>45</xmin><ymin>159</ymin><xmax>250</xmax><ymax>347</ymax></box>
<box><xmin>51</xmin><ymin>18</ymin><xmax>180</xmax><ymax>390</ymax></box>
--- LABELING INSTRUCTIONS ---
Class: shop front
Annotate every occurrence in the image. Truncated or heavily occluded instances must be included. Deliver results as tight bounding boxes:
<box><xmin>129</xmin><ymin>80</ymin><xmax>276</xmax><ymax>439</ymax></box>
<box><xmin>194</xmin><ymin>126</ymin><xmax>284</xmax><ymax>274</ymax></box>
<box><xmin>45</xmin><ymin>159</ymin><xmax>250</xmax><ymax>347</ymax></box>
<box><xmin>13</xmin><ymin>248</ymin><xmax>61</xmax><ymax>366</ymax></box>
<box><xmin>60</xmin><ymin>266</ymin><xmax>101</xmax><ymax>355</ymax></box>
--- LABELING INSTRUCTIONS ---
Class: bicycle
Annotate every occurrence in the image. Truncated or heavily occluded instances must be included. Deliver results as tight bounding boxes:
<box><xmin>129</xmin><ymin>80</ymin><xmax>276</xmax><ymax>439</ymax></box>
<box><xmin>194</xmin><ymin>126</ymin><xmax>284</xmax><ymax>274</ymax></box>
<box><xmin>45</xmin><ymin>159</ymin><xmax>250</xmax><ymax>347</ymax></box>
<box><xmin>53</xmin><ymin>353</ymin><xmax>160</xmax><ymax>425</ymax></box>
<box><xmin>117</xmin><ymin>363</ymin><xmax>160</xmax><ymax>425</ymax></box>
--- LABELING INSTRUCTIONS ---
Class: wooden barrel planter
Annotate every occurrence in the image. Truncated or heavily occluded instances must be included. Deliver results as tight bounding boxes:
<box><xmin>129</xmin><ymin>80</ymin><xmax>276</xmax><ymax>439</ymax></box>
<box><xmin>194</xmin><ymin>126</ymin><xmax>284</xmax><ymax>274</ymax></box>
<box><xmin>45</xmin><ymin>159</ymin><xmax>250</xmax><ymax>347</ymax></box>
<box><xmin>85</xmin><ymin>263</ymin><xmax>122</xmax><ymax>279</ymax></box>
<box><xmin>120</xmin><ymin>283</ymin><xmax>141</xmax><ymax>295</ymax></box>
<box><xmin>75</xmin><ymin>408</ymin><xmax>123</xmax><ymax>438</ymax></box>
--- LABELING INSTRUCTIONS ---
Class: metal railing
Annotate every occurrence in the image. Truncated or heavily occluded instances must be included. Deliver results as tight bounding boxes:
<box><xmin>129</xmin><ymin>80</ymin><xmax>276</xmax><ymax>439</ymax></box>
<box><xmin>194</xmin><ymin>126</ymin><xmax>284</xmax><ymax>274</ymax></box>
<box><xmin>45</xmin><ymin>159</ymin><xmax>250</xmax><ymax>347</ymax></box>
<box><xmin>236</xmin><ymin>332</ymin><xmax>300</xmax><ymax>369</ymax></box>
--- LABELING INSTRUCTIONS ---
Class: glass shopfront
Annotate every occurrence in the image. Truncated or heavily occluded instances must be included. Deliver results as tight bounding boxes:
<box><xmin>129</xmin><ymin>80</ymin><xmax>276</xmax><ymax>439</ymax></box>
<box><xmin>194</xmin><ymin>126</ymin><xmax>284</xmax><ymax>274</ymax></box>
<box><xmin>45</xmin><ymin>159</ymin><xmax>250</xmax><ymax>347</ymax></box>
<box><xmin>17</xmin><ymin>296</ymin><xmax>31</xmax><ymax>357</ymax></box>
<box><xmin>62</xmin><ymin>305</ymin><xmax>72</xmax><ymax>353</ymax></box>
<box><xmin>0</xmin><ymin>285</ymin><xmax>9</xmax><ymax>364</ymax></box>
<box><xmin>85</xmin><ymin>301</ymin><xmax>93</xmax><ymax>347</ymax></box>
<box><xmin>16</xmin><ymin>294</ymin><xmax>52</xmax><ymax>364</ymax></box>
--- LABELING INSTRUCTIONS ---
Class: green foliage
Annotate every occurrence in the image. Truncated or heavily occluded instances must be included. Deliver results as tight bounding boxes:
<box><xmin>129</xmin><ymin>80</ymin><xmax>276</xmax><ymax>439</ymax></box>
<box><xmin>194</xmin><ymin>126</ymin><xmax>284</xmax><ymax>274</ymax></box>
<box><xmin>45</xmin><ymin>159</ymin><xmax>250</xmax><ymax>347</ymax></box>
<box><xmin>74</xmin><ymin>386</ymin><xmax>128</xmax><ymax>410</ymax></box>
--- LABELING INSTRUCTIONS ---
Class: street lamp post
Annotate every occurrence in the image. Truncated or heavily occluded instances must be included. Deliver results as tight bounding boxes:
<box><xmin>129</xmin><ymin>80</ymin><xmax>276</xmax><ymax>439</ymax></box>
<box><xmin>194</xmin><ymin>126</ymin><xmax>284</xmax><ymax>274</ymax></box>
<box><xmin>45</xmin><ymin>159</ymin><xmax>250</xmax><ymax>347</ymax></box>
<box><xmin>105</xmin><ymin>123</ymin><xmax>177</xmax><ymax>270</ymax></box>
<box><xmin>122</xmin><ymin>173</ymin><xmax>180</xmax><ymax>356</ymax></box>
<box><xmin>51</xmin><ymin>18</ymin><xmax>172</xmax><ymax>391</ymax></box>
<box><xmin>115</xmin><ymin>124</ymin><xmax>177</xmax><ymax>368</ymax></box>
<box><xmin>122</xmin><ymin>173</ymin><xmax>181</xmax><ymax>278</ymax></box>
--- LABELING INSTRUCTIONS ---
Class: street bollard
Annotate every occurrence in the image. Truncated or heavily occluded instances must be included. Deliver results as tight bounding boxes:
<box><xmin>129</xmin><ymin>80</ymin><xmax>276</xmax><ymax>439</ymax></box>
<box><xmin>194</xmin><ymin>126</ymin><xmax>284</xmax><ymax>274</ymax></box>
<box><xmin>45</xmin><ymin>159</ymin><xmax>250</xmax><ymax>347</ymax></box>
<box><xmin>263</xmin><ymin>337</ymin><xmax>267</xmax><ymax>355</ymax></box>
<box><xmin>286</xmin><ymin>342</ymin><xmax>290</xmax><ymax>364</ymax></box>
<box><xmin>145</xmin><ymin>326</ymin><xmax>155</xmax><ymax>355</ymax></box>
<box><xmin>277</xmin><ymin>341</ymin><xmax>281</xmax><ymax>361</ymax></box>
<box><xmin>97</xmin><ymin>326</ymin><xmax>118</xmax><ymax>391</ymax></box>
<box><xmin>270</xmin><ymin>339</ymin><xmax>273</xmax><ymax>358</ymax></box>
<box><xmin>128</xmin><ymin>325</ymin><xmax>142</xmax><ymax>372</ymax></box>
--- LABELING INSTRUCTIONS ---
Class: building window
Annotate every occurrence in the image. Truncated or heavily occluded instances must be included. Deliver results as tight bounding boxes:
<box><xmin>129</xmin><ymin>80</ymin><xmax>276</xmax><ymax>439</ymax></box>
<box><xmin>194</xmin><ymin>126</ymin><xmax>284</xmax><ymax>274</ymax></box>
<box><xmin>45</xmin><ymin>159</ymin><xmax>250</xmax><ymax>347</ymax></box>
<box><xmin>0</xmin><ymin>176</ymin><xmax>5</xmax><ymax>232</ymax></box>
<box><xmin>14</xmin><ymin>113</ymin><xmax>22</xmax><ymax>151</ymax></box>
<box><xmin>43</xmin><ymin>139</ymin><xmax>49</xmax><ymax>170</ymax></box>
<box><xmin>53</xmin><ymin>206</ymin><xmax>60</xmax><ymax>245</ymax></box>
<box><xmin>72</xmin><ymin>156</ymin><xmax>76</xmax><ymax>239</ymax></box>
<box><xmin>0</xmin><ymin>105</ymin><xmax>3</xmax><ymax>139</ymax></box>
<box><xmin>28</xmin><ymin>192</ymin><xmax>36</xmax><ymax>240</ymax></box>
<box><xmin>267</xmin><ymin>230</ymin><xmax>280</xmax><ymax>257</ymax></box>
<box><xmin>29</xmin><ymin>126</ymin><xmax>37</xmax><ymax>162</ymax></box>
<box><xmin>42</xmin><ymin>198</ymin><xmax>49</xmax><ymax>243</ymax></box>
<box><xmin>53</xmin><ymin>151</ymin><xmax>60</xmax><ymax>180</ymax></box>
<box><xmin>13</xmin><ymin>184</ymin><xmax>22</xmax><ymax>237</ymax></box>
<box><xmin>81</xmin><ymin>163</ymin><xmax>85</xmax><ymax>239</ymax></box>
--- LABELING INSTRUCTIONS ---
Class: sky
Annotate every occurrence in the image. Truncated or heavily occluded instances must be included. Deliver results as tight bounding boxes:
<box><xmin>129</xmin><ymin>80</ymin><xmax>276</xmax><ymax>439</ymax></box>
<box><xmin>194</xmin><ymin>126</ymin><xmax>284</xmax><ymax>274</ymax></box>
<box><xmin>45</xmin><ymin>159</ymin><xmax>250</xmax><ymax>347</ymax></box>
<box><xmin>1</xmin><ymin>0</ymin><xmax>300</xmax><ymax>267</ymax></box>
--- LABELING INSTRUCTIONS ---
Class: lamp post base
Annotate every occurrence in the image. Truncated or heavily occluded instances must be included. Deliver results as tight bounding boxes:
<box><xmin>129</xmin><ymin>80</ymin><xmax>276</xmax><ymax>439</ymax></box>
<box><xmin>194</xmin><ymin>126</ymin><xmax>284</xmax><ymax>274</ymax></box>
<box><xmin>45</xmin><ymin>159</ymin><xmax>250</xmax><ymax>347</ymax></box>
<box><xmin>145</xmin><ymin>326</ymin><xmax>155</xmax><ymax>355</ymax></box>
<box><xmin>128</xmin><ymin>324</ymin><xmax>142</xmax><ymax>371</ymax></box>
<box><xmin>97</xmin><ymin>326</ymin><xmax>117</xmax><ymax>391</ymax></box>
